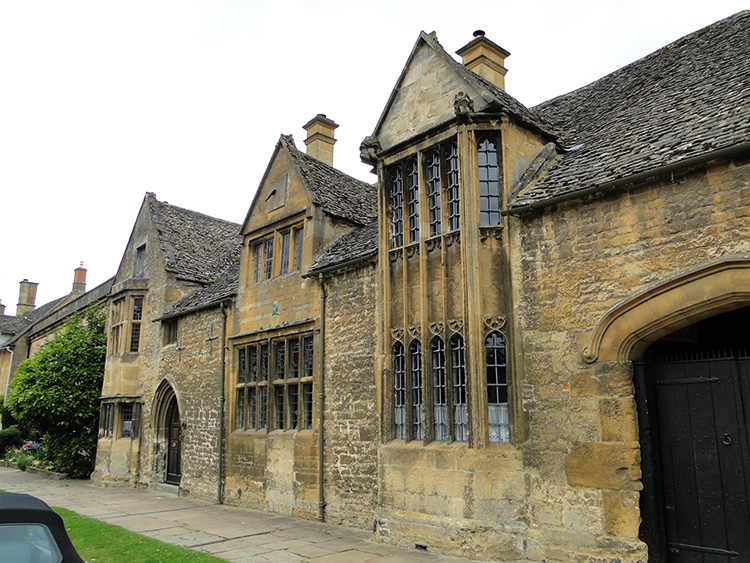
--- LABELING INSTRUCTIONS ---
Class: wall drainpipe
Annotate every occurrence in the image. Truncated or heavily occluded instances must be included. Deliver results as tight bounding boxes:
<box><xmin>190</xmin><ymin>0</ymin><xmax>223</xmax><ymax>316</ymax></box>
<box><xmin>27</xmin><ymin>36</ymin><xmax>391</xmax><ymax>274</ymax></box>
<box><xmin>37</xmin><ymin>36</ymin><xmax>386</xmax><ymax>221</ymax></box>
<box><xmin>317</xmin><ymin>273</ymin><xmax>326</xmax><ymax>522</ymax></box>
<box><xmin>218</xmin><ymin>301</ymin><xmax>229</xmax><ymax>504</ymax></box>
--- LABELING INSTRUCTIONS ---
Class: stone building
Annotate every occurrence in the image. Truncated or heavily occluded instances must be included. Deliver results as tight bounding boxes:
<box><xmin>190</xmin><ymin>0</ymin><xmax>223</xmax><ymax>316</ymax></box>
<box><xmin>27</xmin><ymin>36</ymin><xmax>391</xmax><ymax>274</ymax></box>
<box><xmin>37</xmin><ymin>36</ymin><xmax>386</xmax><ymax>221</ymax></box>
<box><xmin>225</xmin><ymin>120</ymin><xmax>378</xmax><ymax>525</ymax></box>
<box><xmin>91</xmin><ymin>11</ymin><xmax>750</xmax><ymax>562</ymax></box>
<box><xmin>91</xmin><ymin>193</ymin><xmax>242</xmax><ymax>500</ymax></box>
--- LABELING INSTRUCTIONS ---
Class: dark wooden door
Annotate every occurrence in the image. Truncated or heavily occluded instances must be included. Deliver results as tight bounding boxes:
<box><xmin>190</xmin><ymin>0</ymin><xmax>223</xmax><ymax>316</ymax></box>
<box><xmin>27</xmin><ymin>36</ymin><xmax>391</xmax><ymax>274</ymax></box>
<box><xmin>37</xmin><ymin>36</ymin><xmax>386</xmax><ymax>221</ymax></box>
<box><xmin>166</xmin><ymin>398</ymin><xmax>182</xmax><ymax>485</ymax></box>
<box><xmin>637</xmin><ymin>358</ymin><xmax>750</xmax><ymax>562</ymax></box>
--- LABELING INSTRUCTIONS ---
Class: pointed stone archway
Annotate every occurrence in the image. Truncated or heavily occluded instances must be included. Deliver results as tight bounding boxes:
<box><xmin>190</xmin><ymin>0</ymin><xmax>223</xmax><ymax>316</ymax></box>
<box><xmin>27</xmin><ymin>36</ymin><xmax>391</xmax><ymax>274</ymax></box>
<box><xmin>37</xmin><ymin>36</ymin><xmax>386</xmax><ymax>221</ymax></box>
<box><xmin>580</xmin><ymin>256</ymin><xmax>750</xmax><ymax>561</ymax></box>
<box><xmin>153</xmin><ymin>381</ymin><xmax>182</xmax><ymax>486</ymax></box>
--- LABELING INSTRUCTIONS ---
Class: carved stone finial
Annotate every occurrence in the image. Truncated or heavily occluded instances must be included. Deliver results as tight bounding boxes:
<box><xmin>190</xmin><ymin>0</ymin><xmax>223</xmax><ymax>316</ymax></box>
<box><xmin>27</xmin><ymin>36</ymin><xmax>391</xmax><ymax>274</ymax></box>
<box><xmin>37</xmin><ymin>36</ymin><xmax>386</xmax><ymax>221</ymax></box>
<box><xmin>454</xmin><ymin>91</ymin><xmax>474</xmax><ymax>116</ymax></box>
<box><xmin>360</xmin><ymin>135</ymin><xmax>381</xmax><ymax>164</ymax></box>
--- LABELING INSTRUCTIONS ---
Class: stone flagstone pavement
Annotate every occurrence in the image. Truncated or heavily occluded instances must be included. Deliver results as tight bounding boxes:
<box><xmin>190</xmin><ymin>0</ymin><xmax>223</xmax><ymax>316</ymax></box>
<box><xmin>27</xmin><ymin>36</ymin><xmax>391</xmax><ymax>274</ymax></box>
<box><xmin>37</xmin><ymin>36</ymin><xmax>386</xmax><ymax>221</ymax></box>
<box><xmin>0</xmin><ymin>468</ymin><xmax>481</xmax><ymax>562</ymax></box>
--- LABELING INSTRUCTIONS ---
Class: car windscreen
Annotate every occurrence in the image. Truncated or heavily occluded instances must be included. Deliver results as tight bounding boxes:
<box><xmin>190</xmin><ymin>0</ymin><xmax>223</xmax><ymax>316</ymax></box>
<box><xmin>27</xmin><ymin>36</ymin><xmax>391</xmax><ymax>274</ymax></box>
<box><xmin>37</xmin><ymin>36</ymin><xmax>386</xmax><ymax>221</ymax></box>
<box><xmin>0</xmin><ymin>523</ymin><xmax>63</xmax><ymax>563</ymax></box>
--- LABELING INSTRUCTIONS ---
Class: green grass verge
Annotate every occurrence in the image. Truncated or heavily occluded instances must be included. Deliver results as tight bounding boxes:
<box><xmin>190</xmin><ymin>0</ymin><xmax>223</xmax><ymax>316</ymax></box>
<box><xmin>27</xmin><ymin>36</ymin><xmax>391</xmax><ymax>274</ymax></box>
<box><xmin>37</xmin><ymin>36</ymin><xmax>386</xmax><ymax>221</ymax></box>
<box><xmin>53</xmin><ymin>507</ymin><xmax>226</xmax><ymax>562</ymax></box>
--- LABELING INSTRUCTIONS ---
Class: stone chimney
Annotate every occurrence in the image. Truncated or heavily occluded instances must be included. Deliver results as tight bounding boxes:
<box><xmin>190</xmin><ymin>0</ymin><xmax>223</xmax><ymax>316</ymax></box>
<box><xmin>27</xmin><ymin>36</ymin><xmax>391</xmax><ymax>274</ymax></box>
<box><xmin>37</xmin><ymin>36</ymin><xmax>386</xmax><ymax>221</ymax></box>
<box><xmin>303</xmin><ymin>114</ymin><xmax>338</xmax><ymax>167</ymax></box>
<box><xmin>16</xmin><ymin>279</ymin><xmax>38</xmax><ymax>316</ymax></box>
<box><xmin>0</xmin><ymin>300</ymin><xmax>5</xmax><ymax>316</ymax></box>
<box><xmin>456</xmin><ymin>30</ymin><xmax>510</xmax><ymax>90</ymax></box>
<box><xmin>73</xmin><ymin>262</ymin><xmax>87</xmax><ymax>294</ymax></box>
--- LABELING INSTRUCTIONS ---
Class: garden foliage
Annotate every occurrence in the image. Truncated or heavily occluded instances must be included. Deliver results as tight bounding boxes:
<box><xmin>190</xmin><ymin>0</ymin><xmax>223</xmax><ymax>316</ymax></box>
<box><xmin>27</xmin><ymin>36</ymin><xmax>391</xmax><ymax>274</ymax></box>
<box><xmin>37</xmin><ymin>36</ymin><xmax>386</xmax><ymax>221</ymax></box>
<box><xmin>6</xmin><ymin>307</ymin><xmax>106</xmax><ymax>478</ymax></box>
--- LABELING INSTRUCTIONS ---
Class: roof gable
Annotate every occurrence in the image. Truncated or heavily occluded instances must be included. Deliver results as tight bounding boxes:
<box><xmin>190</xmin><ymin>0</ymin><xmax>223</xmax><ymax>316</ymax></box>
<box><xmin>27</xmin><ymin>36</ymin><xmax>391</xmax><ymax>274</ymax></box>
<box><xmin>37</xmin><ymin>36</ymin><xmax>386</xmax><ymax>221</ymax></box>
<box><xmin>242</xmin><ymin>135</ymin><xmax>376</xmax><ymax>234</ymax></box>
<box><xmin>372</xmin><ymin>32</ymin><xmax>556</xmax><ymax>152</ymax></box>
<box><xmin>114</xmin><ymin>193</ymin><xmax>242</xmax><ymax>286</ymax></box>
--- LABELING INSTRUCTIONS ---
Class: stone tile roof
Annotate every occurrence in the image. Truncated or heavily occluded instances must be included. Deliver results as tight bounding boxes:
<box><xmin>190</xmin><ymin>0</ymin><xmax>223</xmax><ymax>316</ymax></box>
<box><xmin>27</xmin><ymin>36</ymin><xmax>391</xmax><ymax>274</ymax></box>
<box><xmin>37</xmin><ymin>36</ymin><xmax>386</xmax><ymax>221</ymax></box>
<box><xmin>512</xmin><ymin>10</ymin><xmax>750</xmax><ymax>209</ymax></box>
<box><xmin>308</xmin><ymin>220</ymin><xmax>378</xmax><ymax>274</ymax></box>
<box><xmin>161</xmin><ymin>259</ymin><xmax>240</xmax><ymax>319</ymax></box>
<box><xmin>0</xmin><ymin>314</ymin><xmax>28</xmax><ymax>335</ymax></box>
<box><xmin>433</xmin><ymin>38</ymin><xmax>557</xmax><ymax>138</ymax></box>
<box><xmin>147</xmin><ymin>194</ymin><xmax>243</xmax><ymax>284</ymax></box>
<box><xmin>281</xmin><ymin>136</ymin><xmax>377</xmax><ymax>226</ymax></box>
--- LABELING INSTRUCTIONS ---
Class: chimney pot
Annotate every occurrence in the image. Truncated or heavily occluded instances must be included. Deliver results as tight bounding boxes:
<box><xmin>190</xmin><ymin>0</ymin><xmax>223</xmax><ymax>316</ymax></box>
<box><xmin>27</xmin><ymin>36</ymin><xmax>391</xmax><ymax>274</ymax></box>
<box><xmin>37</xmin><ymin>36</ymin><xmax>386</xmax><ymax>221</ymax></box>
<box><xmin>456</xmin><ymin>32</ymin><xmax>510</xmax><ymax>90</ymax></box>
<box><xmin>303</xmin><ymin>114</ymin><xmax>339</xmax><ymax>167</ymax></box>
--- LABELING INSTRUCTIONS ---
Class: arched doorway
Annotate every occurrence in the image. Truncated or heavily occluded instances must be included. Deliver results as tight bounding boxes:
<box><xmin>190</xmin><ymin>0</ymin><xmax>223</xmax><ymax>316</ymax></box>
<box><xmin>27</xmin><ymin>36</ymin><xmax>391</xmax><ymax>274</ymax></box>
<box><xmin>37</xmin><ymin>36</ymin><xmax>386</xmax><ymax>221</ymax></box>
<box><xmin>153</xmin><ymin>381</ymin><xmax>182</xmax><ymax>486</ymax></box>
<box><xmin>165</xmin><ymin>395</ymin><xmax>182</xmax><ymax>485</ymax></box>
<box><xmin>634</xmin><ymin>307</ymin><xmax>750</xmax><ymax>561</ymax></box>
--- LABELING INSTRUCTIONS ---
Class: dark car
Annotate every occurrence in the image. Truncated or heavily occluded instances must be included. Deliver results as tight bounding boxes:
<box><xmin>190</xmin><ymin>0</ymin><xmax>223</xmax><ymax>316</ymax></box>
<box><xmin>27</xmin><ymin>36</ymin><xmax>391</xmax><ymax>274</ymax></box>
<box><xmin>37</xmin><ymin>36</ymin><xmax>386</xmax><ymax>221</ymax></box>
<box><xmin>0</xmin><ymin>493</ymin><xmax>83</xmax><ymax>562</ymax></box>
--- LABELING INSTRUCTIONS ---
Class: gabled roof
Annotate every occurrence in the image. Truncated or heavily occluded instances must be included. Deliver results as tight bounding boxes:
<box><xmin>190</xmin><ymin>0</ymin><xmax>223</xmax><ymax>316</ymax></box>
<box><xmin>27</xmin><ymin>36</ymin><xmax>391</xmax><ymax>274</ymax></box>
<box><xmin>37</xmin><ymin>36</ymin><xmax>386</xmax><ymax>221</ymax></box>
<box><xmin>371</xmin><ymin>31</ymin><xmax>557</xmax><ymax>150</ymax></box>
<box><xmin>146</xmin><ymin>193</ymin><xmax>243</xmax><ymax>284</ymax></box>
<box><xmin>512</xmin><ymin>10</ymin><xmax>750</xmax><ymax>209</ymax></box>
<box><xmin>308</xmin><ymin>220</ymin><xmax>378</xmax><ymax>274</ymax></box>
<box><xmin>241</xmin><ymin>136</ymin><xmax>377</xmax><ymax>233</ymax></box>
<box><xmin>280</xmin><ymin>136</ymin><xmax>377</xmax><ymax>225</ymax></box>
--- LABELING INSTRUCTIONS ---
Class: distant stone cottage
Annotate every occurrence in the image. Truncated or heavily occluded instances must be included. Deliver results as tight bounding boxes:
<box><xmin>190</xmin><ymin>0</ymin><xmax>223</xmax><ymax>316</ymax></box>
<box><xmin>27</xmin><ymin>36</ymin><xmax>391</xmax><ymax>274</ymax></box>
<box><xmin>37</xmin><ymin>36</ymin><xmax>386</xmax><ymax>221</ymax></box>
<box><xmin>91</xmin><ymin>11</ymin><xmax>750</xmax><ymax>562</ymax></box>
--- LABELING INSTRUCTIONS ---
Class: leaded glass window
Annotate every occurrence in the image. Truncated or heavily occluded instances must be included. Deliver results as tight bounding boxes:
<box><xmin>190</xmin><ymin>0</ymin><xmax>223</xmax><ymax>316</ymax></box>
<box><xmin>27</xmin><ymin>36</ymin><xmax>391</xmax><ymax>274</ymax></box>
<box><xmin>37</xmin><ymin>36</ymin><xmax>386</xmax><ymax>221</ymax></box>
<box><xmin>289</xmin><ymin>338</ymin><xmax>300</xmax><ymax>379</ymax></box>
<box><xmin>445</xmin><ymin>143</ymin><xmax>460</xmax><ymax>231</ymax></box>
<box><xmin>478</xmin><ymin>137</ymin><xmax>501</xmax><ymax>226</ymax></box>
<box><xmin>263</xmin><ymin>237</ymin><xmax>274</xmax><ymax>280</ymax></box>
<box><xmin>394</xmin><ymin>342</ymin><xmax>406</xmax><ymax>439</ymax></box>
<box><xmin>410</xmin><ymin>340</ymin><xmax>423</xmax><ymax>441</ymax></box>
<box><xmin>274</xmin><ymin>386</ymin><xmax>285</xmax><ymax>429</ymax></box>
<box><xmin>486</xmin><ymin>332</ymin><xmax>509</xmax><ymax>443</ymax></box>
<box><xmin>253</xmin><ymin>243</ymin><xmax>262</xmax><ymax>283</ymax></box>
<box><xmin>432</xmin><ymin>337</ymin><xmax>447</xmax><ymax>442</ymax></box>
<box><xmin>280</xmin><ymin>231</ymin><xmax>291</xmax><ymax>275</ymax></box>
<box><xmin>275</xmin><ymin>341</ymin><xmax>285</xmax><ymax>379</ymax></box>
<box><xmin>302</xmin><ymin>382</ymin><xmax>313</xmax><ymax>430</ymax></box>
<box><xmin>303</xmin><ymin>336</ymin><xmax>314</xmax><ymax>378</ymax></box>
<box><xmin>426</xmin><ymin>152</ymin><xmax>441</xmax><ymax>236</ymax></box>
<box><xmin>390</xmin><ymin>168</ymin><xmax>403</xmax><ymax>248</ymax></box>
<box><xmin>451</xmin><ymin>334</ymin><xmax>468</xmax><ymax>442</ymax></box>
<box><xmin>293</xmin><ymin>227</ymin><xmax>304</xmax><ymax>271</ymax></box>
<box><xmin>406</xmin><ymin>159</ymin><xmax>419</xmax><ymax>243</ymax></box>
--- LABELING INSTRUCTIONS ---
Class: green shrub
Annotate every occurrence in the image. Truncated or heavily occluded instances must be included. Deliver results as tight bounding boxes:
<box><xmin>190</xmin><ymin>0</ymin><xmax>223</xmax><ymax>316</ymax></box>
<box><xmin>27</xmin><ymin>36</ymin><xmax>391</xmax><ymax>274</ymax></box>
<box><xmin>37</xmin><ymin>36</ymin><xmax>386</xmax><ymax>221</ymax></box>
<box><xmin>15</xmin><ymin>452</ymin><xmax>29</xmax><ymax>471</ymax></box>
<box><xmin>0</xmin><ymin>426</ymin><xmax>23</xmax><ymax>453</ymax></box>
<box><xmin>6</xmin><ymin>306</ymin><xmax>105</xmax><ymax>478</ymax></box>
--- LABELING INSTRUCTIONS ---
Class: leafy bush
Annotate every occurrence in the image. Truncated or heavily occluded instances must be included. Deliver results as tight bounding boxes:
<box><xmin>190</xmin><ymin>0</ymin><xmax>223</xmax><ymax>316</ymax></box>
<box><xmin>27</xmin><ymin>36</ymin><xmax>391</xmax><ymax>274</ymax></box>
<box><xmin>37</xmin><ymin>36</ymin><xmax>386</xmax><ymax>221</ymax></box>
<box><xmin>6</xmin><ymin>306</ymin><xmax>106</xmax><ymax>478</ymax></box>
<box><xmin>0</xmin><ymin>426</ymin><xmax>24</xmax><ymax>453</ymax></box>
<box><xmin>14</xmin><ymin>452</ymin><xmax>29</xmax><ymax>471</ymax></box>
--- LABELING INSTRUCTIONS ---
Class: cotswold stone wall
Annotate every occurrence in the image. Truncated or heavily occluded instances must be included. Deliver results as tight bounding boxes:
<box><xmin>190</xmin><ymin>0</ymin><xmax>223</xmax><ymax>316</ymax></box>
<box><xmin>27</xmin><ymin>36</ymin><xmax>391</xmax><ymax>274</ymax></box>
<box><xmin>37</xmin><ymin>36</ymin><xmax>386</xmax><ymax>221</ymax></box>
<box><xmin>511</xmin><ymin>159</ymin><xmax>750</xmax><ymax>561</ymax></box>
<box><xmin>323</xmin><ymin>263</ymin><xmax>379</xmax><ymax>528</ymax></box>
<box><xmin>151</xmin><ymin>306</ymin><xmax>225</xmax><ymax>501</ymax></box>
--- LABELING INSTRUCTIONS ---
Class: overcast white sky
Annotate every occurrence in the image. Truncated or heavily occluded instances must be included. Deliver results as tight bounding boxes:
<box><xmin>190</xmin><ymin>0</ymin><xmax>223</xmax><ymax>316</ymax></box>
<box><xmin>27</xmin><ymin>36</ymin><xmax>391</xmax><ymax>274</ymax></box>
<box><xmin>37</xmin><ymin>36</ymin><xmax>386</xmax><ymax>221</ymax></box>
<box><xmin>1</xmin><ymin>1</ymin><xmax>746</xmax><ymax>314</ymax></box>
